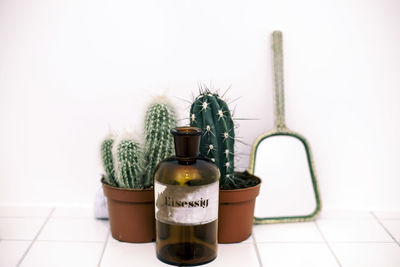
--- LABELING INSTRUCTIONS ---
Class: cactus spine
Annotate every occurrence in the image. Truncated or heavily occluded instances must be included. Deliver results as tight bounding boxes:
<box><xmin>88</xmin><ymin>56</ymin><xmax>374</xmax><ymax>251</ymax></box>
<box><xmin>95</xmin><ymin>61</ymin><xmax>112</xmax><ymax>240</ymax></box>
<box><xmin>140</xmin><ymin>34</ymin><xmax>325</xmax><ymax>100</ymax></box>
<box><xmin>190</xmin><ymin>89</ymin><xmax>236</xmax><ymax>188</ymax></box>
<box><xmin>143</xmin><ymin>98</ymin><xmax>177</xmax><ymax>187</ymax></box>
<box><xmin>112</xmin><ymin>137</ymin><xmax>143</xmax><ymax>189</ymax></box>
<box><xmin>101</xmin><ymin>138</ymin><xmax>117</xmax><ymax>186</ymax></box>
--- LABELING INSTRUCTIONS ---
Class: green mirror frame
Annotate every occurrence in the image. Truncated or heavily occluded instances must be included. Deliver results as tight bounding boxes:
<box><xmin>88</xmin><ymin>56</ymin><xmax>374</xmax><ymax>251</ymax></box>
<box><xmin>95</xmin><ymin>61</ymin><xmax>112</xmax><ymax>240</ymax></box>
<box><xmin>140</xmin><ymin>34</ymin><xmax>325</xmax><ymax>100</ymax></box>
<box><xmin>248</xmin><ymin>31</ymin><xmax>321</xmax><ymax>224</ymax></box>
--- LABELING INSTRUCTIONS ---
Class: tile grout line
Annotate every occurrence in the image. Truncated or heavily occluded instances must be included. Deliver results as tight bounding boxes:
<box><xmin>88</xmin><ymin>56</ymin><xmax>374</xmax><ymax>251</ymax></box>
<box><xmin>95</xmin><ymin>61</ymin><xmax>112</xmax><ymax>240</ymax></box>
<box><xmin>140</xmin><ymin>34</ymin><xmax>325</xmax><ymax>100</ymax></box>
<box><xmin>5</xmin><ymin>239</ymin><xmax>106</xmax><ymax>243</ymax></box>
<box><xmin>251</xmin><ymin>234</ymin><xmax>264</xmax><ymax>267</ymax></box>
<box><xmin>370</xmin><ymin>211</ymin><xmax>400</xmax><ymax>247</ymax></box>
<box><xmin>0</xmin><ymin>216</ymin><xmax>55</xmax><ymax>219</ymax></box>
<box><xmin>16</xmin><ymin>207</ymin><xmax>55</xmax><ymax>267</ymax></box>
<box><xmin>314</xmin><ymin>221</ymin><xmax>342</xmax><ymax>267</ymax></box>
<box><xmin>254</xmin><ymin>240</ymin><xmax>394</xmax><ymax>244</ymax></box>
<box><xmin>97</xmin><ymin>228</ymin><xmax>110</xmax><ymax>267</ymax></box>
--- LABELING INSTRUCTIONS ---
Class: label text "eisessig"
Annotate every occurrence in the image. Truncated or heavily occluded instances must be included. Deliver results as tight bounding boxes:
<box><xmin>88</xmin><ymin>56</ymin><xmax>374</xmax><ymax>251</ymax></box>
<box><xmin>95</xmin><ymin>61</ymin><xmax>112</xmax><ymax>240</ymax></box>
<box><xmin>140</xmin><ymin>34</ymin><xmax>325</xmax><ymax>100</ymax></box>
<box><xmin>164</xmin><ymin>196</ymin><xmax>209</xmax><ymax>208</ymax></box>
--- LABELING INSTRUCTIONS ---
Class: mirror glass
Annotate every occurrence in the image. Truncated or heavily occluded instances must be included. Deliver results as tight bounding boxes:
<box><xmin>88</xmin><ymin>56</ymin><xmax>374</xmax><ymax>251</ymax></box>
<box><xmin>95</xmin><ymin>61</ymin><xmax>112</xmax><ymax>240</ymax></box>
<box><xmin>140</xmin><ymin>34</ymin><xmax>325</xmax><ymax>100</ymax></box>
<box><xmin>253</xmin><ymin>135</ymin><xmax>317</xmax><ymax>218</ymax></box>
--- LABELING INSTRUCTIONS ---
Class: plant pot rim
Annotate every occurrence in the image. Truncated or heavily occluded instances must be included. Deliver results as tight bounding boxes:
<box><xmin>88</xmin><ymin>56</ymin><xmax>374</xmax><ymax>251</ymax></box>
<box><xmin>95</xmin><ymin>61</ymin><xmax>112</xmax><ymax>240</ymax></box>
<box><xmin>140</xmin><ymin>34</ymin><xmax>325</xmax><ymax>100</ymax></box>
<box><xmin>220</xmin><ymin>172</ymin><xmax>262</xmax><ymax>192</ymax></box>
<box><xmin>102</xmin><ymin>179</ymin><xmax>154</xmax><ymax>203</ymax></box>
<box><xmin>219</xmin><ymin>179</ymin><xmax>261</xmax><ymax>192</ymax></box>
<box><xmin>219</xmin><ymin>172</ymin><xmax>261</xmax><ymax>203</ymax></box>
<box><xmin>101</xmin><ymin>179</ymin><xmax>154</xmax><ymax>192</ymax></box>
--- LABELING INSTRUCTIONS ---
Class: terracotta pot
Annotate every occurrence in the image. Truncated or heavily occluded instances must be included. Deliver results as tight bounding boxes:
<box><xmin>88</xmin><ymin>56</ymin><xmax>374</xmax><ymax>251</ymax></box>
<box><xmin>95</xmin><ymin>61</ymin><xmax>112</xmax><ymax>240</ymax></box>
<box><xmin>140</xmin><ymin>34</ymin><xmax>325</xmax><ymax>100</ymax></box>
<box><xmin>218</xmin><ymin>174</ymin><xmax>261</xmax><ymax>243</ymax></box>
<box><xmin>102</xmin><ymin>181</ymin><xmax>155</xmax><ymax>243</ymax></box>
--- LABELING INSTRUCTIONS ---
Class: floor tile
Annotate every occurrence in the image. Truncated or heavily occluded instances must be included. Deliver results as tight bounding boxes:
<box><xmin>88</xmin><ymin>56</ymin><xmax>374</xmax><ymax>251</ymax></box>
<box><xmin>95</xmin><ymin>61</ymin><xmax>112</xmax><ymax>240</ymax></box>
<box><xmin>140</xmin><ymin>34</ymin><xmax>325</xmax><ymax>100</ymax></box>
<box><xmin>374</xmin><ymin>211</ymin><xmax>400</xmax><ymax>220</ymax></box>
<box><xmin>380</xmin><ymin>220</ymin><xmax>400</xmax><ymax>242</ymax></box>
<box><xmin>319</xmin><ymin>210</ymin><xmax>373</xmax><ymax>220</ymax></box>
<box><xmin>102</xmin><ymin>242</ymin><xmax>259</xmax><ymax>267</ymax></box>
<box><xmin>331</xmin><ymin>243</ymin><xmax>400</xmax><ymax>267</ymax></box>
<box><xmin>100</xmin><ymin>242</ymin><xmax>167</xmax><ymax>267</ymax></box>
<box><xmin>257</xmin><ymin>243</ymin><xmax>338</xmax><ymax>267</ymax></box>
<box><xmin>0</xmin><ymin>240</ymin><xmax>31</xmax><ymax>267</ymax></box>
<box><xmin>316</xmin><ymin>219</ymin><xmax>393</xmax><ymax>242</ymax></box>
<box><xmin>253</xmin><ymin>222</ymin><xmax>323</xmax><ymax>242</ymax></box>
<box><xmin>20</xmin><ymin>241</ymin><xmax>104</xmax><ymax>267</ymax></box>
<box><xmin>38</xmin><ymin>218</ymin><xmax>108</xmax><ymax>242</ymax></box>
<box><xmin>206</xmin><ymin>243</ymin><xmax>259</xmax><ymax>267</ymax></box>
<box><xmin>0</xmin><ymin>218</ymin><xmax>46</xmax><ymax>240</ymax></box>
<box><xmin>0</xmin><ymin>206</ymin><xmax>52</xmax><ymax>217</ymax></box>
<box><xmin>52</xmin><ymin>206</ymin><xmax>94</xmax><ymax>218</ymax></box>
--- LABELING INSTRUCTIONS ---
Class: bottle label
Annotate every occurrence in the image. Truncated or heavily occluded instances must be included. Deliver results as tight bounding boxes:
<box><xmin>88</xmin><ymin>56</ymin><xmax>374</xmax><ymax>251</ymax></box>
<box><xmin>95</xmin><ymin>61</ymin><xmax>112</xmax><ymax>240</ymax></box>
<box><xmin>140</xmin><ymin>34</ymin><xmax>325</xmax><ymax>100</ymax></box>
<box><xmin>154</xmin><ymin>181</ymin><xmax>219</xmax><ymax>225</ymax></box>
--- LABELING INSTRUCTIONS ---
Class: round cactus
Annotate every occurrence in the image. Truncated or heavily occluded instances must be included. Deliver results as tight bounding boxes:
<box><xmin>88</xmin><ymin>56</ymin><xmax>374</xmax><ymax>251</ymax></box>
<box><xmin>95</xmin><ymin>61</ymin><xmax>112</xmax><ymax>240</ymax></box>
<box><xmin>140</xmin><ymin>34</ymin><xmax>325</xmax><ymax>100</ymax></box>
<box><xmin>190</xmin><ymin>89</ymin><xmax>236</xmax><ymax>188</ymax></box>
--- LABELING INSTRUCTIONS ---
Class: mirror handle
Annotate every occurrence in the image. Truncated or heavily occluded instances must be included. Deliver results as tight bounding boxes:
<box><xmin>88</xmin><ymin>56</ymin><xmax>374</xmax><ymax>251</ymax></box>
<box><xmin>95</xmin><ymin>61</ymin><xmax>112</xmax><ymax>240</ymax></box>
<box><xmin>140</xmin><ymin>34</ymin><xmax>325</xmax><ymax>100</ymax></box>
<box><xmin>272</xmin><ymin>31</ymin><xmax>286</xmax><ymax>131</ymax></box>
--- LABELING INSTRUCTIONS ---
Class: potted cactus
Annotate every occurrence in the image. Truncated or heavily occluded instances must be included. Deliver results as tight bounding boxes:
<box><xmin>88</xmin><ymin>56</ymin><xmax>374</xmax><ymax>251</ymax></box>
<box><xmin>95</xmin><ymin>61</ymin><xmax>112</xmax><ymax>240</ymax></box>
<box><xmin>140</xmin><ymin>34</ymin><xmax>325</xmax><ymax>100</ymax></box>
<box><xmin>190</xmin><ymin>88</ymin><xmax>261</xmax><ymax>243</ymax></box>
<box><xmin>101</xmin><ymin>97</ymin><xmax>177</xmax><ymax>243</ymax></box>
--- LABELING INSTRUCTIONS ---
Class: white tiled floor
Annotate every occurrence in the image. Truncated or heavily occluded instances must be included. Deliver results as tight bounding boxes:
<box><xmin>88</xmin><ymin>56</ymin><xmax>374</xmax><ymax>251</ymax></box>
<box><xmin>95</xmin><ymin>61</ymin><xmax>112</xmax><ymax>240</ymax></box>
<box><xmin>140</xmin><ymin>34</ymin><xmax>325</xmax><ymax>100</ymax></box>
<box><xmin>331</xmin><ymin>243</ymin><xmax>400</xmax><ymax>267</ymax></box>
<box><xmin>253</xmin><ymin>222</ymin><xmax>323</xmax><ymax>242</ymax></box>
<box><xmin>380</xmin><ymin>220</ymin><xmax>400</xmax><ymax>242</ymax></box>
<box><xmin>101</xmin><ymin>242</ymin><xmax>164</xmax><ymax>267</ymax></box>
<box><xmin>316</xmin><ymin>218</ymin><xmax>393</xmax><ymax>242</ymax></box>
<box><xmin>257</xmin><ymin>243</ymin><xmax>338</xmax><ymax>267</ymax></box>
<box><xmin>0</xmin><ymin>218</ymin><xmax>46</xmax><ymax>240</ymax></box>
<box><xmin>37</xmin><ymin>218</ymin><xmax>108</xmax><ymax>242</ymax></box>
<box><xmin>373</xmin><ymin>211</ymin><xmax>400</xmax><ymax>220</ymax></box>
<box><xmin>0</xmin><ymin>207</ymin><xmax>400</xmax><ymax>267</ymax></box>
<box><xmin>0</xmin><ymin>206</ymin><xmax>52</xmax><ymax>218</ymax></box>
<box><xmin>0</xmin><ymin>241</ymin><xmax>31</xmax><ymax>267</ymax></box>
<box><xmin>206</xmin><ymin>243</ymin><xmax>259</xmax><ymax>267</ymax></box>
<box><xmin>51</xmin><ymin>206</ymin><xmax>94</xmax><ymax>218</ymax></box>
<box><xmin>20</xmin><ymin>241</ymin><xmax>104</xmax><ymax>267</ymax></box>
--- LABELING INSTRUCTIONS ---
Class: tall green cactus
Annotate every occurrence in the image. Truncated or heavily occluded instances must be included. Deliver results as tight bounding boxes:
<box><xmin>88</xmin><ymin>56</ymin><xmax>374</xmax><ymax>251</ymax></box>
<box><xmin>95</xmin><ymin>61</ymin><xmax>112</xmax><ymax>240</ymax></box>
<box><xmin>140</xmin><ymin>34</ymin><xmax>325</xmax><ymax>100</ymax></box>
<box><xmin>100</xmin><ymin>96</ymin><xmax>177</xmax><ymax>189</ymax></box>
<box><xmin>190</xmin><ymin>90</ymin><xmax>236</xmax><ymax>188</ymax></box>
<box><xmin>113</xmin><ymin>137</ymin><xmax>144</xmax><ymax>189</ymax></box>
<box><xmin>101</xmin><ymin>137</ymin><xmax>117</xmax><ymax>186</ymax></box>
<box><xmin>143</xmin><ymin>98</ymin><xmax>177</xmax><ymax>187</ymax></box>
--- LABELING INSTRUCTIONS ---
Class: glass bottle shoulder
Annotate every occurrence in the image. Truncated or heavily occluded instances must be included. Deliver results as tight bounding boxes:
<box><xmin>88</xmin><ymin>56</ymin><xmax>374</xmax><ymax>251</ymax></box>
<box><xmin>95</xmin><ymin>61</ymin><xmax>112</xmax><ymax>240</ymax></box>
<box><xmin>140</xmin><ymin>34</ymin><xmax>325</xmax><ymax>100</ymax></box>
<box><xmin>154</xmin><ymin>157</ymin><xmax>220</xmax><ymax>186</ymax></box>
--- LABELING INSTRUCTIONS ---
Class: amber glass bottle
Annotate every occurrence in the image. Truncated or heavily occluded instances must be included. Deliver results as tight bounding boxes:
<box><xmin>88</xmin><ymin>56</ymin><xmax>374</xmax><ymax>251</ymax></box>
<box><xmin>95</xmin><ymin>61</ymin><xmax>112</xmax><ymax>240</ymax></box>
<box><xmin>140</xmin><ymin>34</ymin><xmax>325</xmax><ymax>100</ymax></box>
<box><xmin>154</xmin><ymin>127</ymin><xmax>220</xmax><ymax>266</ymax></box>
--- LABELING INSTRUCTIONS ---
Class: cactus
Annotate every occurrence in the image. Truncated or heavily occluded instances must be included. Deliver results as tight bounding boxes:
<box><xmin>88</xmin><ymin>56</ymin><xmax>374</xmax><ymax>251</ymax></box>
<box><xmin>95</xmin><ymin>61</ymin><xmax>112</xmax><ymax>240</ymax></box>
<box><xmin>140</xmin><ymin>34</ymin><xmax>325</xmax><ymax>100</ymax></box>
<box><xmin>143</xmin><ymin>97</ymin><xmax>177</xmax><ymax>187</ymax></box>
<box><xmin>101</xmin><ymin>137</ymin><xmax>117</xmax><ymax>186</ymax></box>
<box><xmin>113</xmin><ymin>137</ymin><xmax>144</xmax><ymax>189</ymax></box>
<box><xmin>100</xmin><ymin>96</ymin><xmax>177</xmax><ymax>189</ymax></box>
<box><xmin>190</xmin><ymin>89</ymin><xmax>237</xmax><ymax>188</ymax></box>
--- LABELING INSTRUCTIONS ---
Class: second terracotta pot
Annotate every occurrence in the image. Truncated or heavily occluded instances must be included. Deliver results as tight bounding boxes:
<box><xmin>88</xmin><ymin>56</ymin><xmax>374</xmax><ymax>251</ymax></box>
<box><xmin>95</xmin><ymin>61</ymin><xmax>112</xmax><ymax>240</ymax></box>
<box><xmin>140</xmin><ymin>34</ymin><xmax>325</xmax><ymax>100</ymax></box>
<box><xmin>102</xmin><ymin>181</ymin><xmax>155</xmax><ymax>243</ymax></box>
<box><xmin>218</xmin><ymin>175</ymin><xmax>261</xmax><ymax>243</ymax></box>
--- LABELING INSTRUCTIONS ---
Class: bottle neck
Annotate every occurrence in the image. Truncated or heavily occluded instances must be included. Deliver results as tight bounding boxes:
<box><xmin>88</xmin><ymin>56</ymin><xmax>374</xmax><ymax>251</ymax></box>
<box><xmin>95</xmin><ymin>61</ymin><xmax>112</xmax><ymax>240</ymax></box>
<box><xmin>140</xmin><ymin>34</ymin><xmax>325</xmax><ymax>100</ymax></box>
<box><xmin>171</xmin><ymin>127</ymin><xmax>202</xmax><ymax>160</ymax></box>
<box><xmin>174</xmin><ymin>135</ymin><xmax>200</xmax><ymax>158</ymax></box>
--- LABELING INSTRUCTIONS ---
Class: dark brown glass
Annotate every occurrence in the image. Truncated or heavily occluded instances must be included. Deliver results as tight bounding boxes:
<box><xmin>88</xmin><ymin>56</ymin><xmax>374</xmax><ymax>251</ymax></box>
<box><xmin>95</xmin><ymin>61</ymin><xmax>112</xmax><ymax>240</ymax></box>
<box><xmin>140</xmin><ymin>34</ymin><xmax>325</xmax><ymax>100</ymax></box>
<box><xmin>155</xmin><ymin>127</ymin><xmax>220</xmax><ymax>266</ymax></box>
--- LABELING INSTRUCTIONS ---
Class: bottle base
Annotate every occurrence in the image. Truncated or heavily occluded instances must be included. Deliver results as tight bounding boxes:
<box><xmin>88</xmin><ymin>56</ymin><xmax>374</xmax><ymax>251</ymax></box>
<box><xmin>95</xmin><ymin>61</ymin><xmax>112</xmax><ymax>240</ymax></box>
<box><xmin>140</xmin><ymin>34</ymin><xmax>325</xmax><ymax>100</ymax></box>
<box><xmin>156</xmin><ymin>242</ymin><xmax>217</xmax><ymax>266</ymax></box>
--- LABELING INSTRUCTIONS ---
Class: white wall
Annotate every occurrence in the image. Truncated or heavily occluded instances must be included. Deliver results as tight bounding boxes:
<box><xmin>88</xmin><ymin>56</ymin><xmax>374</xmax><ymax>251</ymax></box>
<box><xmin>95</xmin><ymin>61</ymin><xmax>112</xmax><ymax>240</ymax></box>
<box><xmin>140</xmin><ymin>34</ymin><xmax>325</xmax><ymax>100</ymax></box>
<box><xmin>0</xmin><ymin>0</ymin><xmax>399</xmax><ymax>210</ymax></box>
